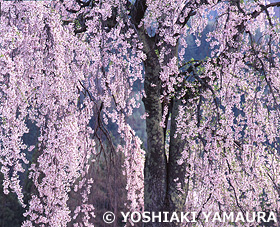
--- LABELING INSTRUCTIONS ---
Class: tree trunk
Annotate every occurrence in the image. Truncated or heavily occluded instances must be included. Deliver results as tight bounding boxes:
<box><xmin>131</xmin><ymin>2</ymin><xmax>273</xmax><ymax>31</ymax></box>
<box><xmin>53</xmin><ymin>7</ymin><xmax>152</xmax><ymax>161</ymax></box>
<box><xmin>140</xmin><ymin>25</ymin><xmax>188</xmax><ymax>225</ymax></box>
<box><xmin>141</xmin><ymin>31</ymin><xmax>167</xmax><ymax>216</ymax></box>
<box><xmin>166</xmin><ymin>98</ymin><xmax>189</xmax><ymax>214</ymax></box>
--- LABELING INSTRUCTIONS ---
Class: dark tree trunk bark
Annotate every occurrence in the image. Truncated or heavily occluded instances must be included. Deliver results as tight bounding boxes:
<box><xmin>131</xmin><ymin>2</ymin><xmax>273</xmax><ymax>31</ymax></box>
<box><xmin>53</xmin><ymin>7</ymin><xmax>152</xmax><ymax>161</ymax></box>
<box><xmin>166</xmin><ymin>98</ymin><xmax>189</xmax><ymax>213</ymax></box>
<box><xmin>132</xmin><ymin>3</ymin><xmax>189</xmax><ymax>226</ymax></box>
<box><xmin>138</xmin><ymin>28</ymin><xmax>188</xmax><ymax>227</ymax></box>
<box><xmin>140</xmin><ymin>29</ymin><xmax>167</xmax><ymax>216</ymax></box>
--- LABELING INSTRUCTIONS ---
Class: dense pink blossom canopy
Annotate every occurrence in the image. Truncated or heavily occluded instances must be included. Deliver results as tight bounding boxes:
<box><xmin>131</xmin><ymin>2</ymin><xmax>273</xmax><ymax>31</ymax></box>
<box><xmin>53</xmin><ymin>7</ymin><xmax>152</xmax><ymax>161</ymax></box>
<box><xmin>0</xmin><ymin>0</ymin><xmax>280</xmax><ymax>226</ymax></box>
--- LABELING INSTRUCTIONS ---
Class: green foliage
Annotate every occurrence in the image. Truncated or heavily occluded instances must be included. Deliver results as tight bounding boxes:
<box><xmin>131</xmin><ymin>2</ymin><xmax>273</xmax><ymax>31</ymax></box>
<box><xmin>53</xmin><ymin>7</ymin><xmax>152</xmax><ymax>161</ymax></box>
<box><xmin>155</xmin><ymin>49</ymin><xmax>159</xmax><ymax>58</ymax></box>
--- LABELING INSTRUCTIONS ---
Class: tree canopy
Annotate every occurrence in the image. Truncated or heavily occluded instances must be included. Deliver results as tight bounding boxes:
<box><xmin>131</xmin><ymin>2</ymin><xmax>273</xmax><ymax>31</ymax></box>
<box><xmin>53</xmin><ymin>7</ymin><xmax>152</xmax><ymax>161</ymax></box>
<box><xmin>0</xmin><ymin>0</ymin><xmax>280</xmax><ymax>226</ymax></box>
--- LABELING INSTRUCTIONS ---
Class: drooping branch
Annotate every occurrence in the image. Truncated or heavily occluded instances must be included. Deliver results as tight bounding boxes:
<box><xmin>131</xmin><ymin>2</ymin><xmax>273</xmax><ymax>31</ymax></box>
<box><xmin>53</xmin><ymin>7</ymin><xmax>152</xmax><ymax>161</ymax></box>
<box><xmin>251</xmin><ymin>1</ymin><xmax>280</xmax><ymax>18</ymax></box>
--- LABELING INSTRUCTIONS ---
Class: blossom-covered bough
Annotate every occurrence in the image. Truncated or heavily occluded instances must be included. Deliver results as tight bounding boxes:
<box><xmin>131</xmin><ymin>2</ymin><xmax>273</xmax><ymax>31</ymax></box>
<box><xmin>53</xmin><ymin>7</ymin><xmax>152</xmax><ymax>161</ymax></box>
<box><xmin>0</xmin><ymin>0</ymin><xmax>280</xmax><ymax>226</ymax></box>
